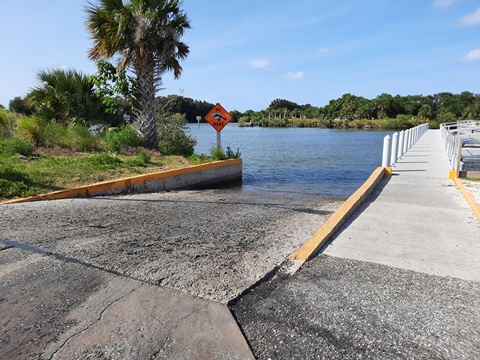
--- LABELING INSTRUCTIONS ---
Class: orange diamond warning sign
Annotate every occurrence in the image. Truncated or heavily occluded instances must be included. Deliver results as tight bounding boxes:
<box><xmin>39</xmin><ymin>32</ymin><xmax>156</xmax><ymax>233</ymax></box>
<box><xmin>204</xmin><ymin>103</ymin><xmax>232</xmax><ymax>132</ymax></box>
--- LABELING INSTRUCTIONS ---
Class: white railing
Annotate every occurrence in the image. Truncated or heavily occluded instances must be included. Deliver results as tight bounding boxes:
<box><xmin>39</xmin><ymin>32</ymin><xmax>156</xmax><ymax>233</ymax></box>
<box><xmin>382</xmin><ymin>123</ymin><xmax>429</xmax><ymax>167</ymax></box>
<box><xmin>440</xmin><ymin>120</ymin><xmax>480</xmax><ymax>171</ymax></box>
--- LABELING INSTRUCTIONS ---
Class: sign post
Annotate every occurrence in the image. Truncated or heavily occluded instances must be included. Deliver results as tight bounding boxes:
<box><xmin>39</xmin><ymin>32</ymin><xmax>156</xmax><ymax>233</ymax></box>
<box><xmin>204</xmin><ymin>103</ymin><xmax>232</xmax><ymax>149</ymax></box>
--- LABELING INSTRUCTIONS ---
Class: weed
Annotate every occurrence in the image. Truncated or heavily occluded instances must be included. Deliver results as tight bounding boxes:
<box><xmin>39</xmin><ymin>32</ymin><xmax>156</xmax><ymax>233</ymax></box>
<box><xmin>187</xmin><ymin>153</ymin><xmax>212</xmax><ymax>164</ymax></box>
<box><xmin>124</xmin><ymin>151</ymin><xmax>152</xmax><ymax>167</ymax></box>
<box><xmin>86</xmin><ymin>153</ymin><xmax>123</xmax><ymax>167</ymax></box>
<box><xmin>210</xmin><ymin>146</ymin><xmax>227</xmax><ymax>160</ymax></box>
<box><xmin>226</xmin><ymin>147</ymin><xmax>241</xmax><ymax>159</ymax></box>
<box><xmin>0</xmin><ymin>138</ymin><xmax>34</xmax><ymax>157</ymax></box>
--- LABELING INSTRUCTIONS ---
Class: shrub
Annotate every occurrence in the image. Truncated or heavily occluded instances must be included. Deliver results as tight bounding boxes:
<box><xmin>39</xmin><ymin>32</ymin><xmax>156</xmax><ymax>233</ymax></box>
<box><xmin>0</xmin><ymin>109</ymin><xmax>17</xmax><ymax>139</ymax></box>
<box><xmin>210</xmin><ymin>146</ymin><xmax>242</xmax><ymax>160</ymax></box>
<box><xmin>0</xmin><ymin>137</ymin><xmax>34</xmax><ymax>157</ymax></box>
<box><xmin>105</xmin><ymin>125</ymin><xmax>146</xmax><ymax>153</ymax></box>
<box><xmin>67</xmin><ymin>124</ymin><xmax>101</xmax><ymax>152</ymax></box>
<box><xmin>210</xmin><ymin>146</ymin><xmax>227</xmax><ymax>160</ymax></box>
<box><xmin>157</xmin><ymin>113</ymin><xmax>197</xmax><ymax>156</ymax></box>
<box><xmin>0</xmin><ymin>109</ymin><xmax>8</xmax><ymax>135</ymax></box>
<box><xmin>16</xmin><ymin>116</ymin><xmax>48</xmax><ymax>146</ymax></box>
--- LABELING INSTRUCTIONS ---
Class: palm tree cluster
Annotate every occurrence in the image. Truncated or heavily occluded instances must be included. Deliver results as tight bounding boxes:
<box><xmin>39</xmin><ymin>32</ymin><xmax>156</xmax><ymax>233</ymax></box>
<box><xmin>86</xmin><ymin>0</ymin><xmax>190</xmax><ymax>148</ymax></box>
<box><xmin>28</xmin><ymin>68</ymin><xmax>105</xmax><ymax>125</ymax></box>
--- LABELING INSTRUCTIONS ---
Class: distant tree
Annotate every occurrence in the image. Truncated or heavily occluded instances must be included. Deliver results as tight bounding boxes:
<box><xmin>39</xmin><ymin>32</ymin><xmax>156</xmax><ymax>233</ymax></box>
<box><xmin>418</xmin><ymin>104</ymin><xmax>433</xmax><ymax>121</ymax></box>
<box><xmin>374</xmin><ymin>93</ymin><xmax>395</xmax><ymax>119</ymax></box>
<box><xmin>86</xmin><ymin>0</ymin><xmax>190</xmax><ymax>148</ymax></box>
<box><xmin>462</xmin><ymin>95</ymin><xmax>480</xmax><ymax>119</ymax></box>
<box><xmin>435</xmin><ymin>110</ymin><xmax>457</xmax><ymax>123</ymax></box>
<box><xmin>9</xmin><ymin>96</ymin><xmax>34</xmax><ymax>115</ymax></box>
<box><xmin>156</xmin><ymin>95</ymin><xmax>214</xmax><ymax>123</ymax></box>
<box><xmin>229</xmin><ymin>110</ymin><xmax>241</xmax><ymax>122</ymax></box>
<box><xmin>269</xmin><ymin>99</ymin><xmax>299</xmax><ymax>111</ymax></box>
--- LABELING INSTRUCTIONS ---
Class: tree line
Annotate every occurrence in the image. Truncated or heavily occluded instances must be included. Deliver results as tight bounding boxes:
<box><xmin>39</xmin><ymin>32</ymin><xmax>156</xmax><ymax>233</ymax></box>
<box><xmin>237</xmin><ymin>92</ymin><xmax>480</xmax><ymax>127</ymax></box>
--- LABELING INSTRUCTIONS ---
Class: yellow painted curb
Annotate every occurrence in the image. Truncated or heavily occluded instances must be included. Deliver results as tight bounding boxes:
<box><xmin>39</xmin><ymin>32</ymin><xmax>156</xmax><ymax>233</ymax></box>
<box><xmin>289</xmin><ymin>166</ymin><xmax>386</xmax><ymax>262</ymax></box>
<box><xmin>1</xmin><ymin>158</ymin><xmax>242</xmax><ymax>205</ymax></box>
<box><xmin>453</xmin><ymin>178</ymin><xmax>480</xmax><ymax>222</ymax></box>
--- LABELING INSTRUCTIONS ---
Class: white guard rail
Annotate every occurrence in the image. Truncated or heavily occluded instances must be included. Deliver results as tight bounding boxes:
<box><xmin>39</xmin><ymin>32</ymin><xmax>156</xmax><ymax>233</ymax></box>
<box><xmin>382</xmin><ymin>123</ymin><xmax>429</xmax><ymax>167</ymax></box>
<box><xmin>440</xmin><ymin>120</ymin><xmax>480</xmax><ymax>171</ymax></box>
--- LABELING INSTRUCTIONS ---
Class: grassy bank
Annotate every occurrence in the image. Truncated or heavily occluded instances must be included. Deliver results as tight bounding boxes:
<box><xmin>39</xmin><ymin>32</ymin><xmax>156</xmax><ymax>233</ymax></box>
<box><xmin>0</xmin><ymin>149</ymin><xmax>211</xmax><ymax>200</ymax></box>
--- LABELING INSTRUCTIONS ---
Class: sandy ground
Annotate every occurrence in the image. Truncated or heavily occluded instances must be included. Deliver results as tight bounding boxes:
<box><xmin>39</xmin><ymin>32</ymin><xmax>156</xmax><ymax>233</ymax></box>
<box><xmin>0</xmin><ymin>189</ymin><xmax>341</xmax><ymax>303</ymax></box>
<box><xmin>463</xmin><ymin>178</ymin><xmax>480</xmax><ymax>204</ymax></box>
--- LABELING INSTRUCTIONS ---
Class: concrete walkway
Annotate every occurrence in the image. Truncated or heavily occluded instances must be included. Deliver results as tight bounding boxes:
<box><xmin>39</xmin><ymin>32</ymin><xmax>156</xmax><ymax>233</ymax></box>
<box><xmin>324</xmin><ymin>129</ymin><xmax>480</xmax><ymax>281</ymax></box>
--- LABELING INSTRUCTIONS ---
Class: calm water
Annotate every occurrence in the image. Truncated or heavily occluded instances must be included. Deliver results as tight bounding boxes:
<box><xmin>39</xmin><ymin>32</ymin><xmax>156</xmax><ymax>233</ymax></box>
<box><xmin>188</xmin><ymin>124</ymin><xmax>391</xmax><ymax>199</ymax></box>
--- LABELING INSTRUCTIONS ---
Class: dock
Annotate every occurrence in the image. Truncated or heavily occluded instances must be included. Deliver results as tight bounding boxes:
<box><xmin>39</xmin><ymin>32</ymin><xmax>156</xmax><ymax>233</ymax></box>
<box><xmin>324</xmin><ymin>129</ymin><xmax>480</xmax><ymax>280</ymax></box>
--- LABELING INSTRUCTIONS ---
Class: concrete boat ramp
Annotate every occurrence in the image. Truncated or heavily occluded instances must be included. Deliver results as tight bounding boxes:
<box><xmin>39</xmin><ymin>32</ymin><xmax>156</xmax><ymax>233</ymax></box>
<box><xmin>1</xmin><ymin>129</ymin><xmax>480</xmax><ymax>359</ymax></box>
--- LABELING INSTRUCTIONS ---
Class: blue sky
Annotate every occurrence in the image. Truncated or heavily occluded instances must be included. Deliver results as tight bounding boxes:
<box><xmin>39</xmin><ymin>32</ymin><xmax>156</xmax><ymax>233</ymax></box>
<box><xmin>0</xmin><ymin>0</ymin><xmax>479</xmax><ymax>111</ymax></box>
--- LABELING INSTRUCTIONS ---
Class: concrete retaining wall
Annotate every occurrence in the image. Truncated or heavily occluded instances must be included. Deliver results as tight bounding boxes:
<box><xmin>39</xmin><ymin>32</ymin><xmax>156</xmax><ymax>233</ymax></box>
<box><xmin>1</xmin><ymin>159</ymin><xmax>242</xmax><ymax>204</ymax></box>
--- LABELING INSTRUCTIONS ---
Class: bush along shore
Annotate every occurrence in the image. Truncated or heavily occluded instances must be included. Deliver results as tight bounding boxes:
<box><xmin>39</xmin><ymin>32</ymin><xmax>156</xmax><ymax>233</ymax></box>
<box><xmin>238</xmin><ymin>116</ymin><xmax>429</xmax><ymax>130</ymax></box>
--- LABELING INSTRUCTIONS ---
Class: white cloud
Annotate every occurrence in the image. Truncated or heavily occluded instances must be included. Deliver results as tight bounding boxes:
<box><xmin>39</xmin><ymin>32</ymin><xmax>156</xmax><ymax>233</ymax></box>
<box><xmin>460</xmin><ymin>7</ymin><xmax>480</xmax><ymax>26</ymax></box>
<box><xmin>433</xmin><ymin>0</ymin><xmax>457</xmax><ymax>8</ymax></box>
<box><xmin>462</xmin><ymin>49</ymin><xmax>480</xmax><ymax>62</ymax></box>
<box><xmin>282</xmin><ymin>72</ymin><xmax>305</xmax><ymax>80</ymax></box>
<box><xmin>248</xmin><ymin>58</ymin><xmax>271</xmax><ymax>69</ymax></box>
<box><xmin>317</xmin><ymin>48</ymin><xmax>329</xmax><ymax>55</ymax></box>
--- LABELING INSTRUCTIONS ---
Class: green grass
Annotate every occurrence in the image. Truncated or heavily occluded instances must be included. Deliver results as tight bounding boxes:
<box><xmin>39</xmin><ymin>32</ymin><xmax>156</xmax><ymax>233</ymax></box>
<box><xmin>0</xmin><ymin>151</ymin><xmax>213</xmax><ymax>200</ymax></box>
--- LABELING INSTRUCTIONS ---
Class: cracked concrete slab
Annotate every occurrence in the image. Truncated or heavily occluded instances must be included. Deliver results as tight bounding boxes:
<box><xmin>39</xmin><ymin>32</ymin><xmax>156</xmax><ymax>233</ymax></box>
<box><xmin>0</xmin><ymin>248</ymin><xmax>253</xmax><ymax>359</ymax></box>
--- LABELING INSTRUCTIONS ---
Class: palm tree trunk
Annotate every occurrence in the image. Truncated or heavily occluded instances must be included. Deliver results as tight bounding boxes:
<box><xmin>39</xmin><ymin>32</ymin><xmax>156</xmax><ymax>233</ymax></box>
<box><xmin>134</xmin><ymin>55</ymin><xmax>158</xmax><ymax>148</ymax></box>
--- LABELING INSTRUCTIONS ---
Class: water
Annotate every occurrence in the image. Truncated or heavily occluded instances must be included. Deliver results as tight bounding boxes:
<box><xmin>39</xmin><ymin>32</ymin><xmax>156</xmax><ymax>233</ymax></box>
<box><xmin>188</xmin><ymin>124</ymin><xmax>391</xmax><ymax>199</ymax></box>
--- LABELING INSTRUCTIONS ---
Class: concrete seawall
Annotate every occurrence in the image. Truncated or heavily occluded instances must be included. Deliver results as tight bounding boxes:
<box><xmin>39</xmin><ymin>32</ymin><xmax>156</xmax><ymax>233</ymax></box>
<box><xmin>1</xmin><ymin>158</ymin><xmax>242</xmax><ymax>204</ymax></box>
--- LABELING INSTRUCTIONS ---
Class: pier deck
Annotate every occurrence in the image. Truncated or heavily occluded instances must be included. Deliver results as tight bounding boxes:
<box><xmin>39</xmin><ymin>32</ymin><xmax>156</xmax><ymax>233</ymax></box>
<box><xmin>324</xmin><ymin>129</ymin><xmax>480</xmax><ymax>281</ymax></box>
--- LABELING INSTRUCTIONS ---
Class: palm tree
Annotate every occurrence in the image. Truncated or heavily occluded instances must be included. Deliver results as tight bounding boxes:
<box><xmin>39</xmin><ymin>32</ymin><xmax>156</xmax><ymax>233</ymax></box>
<box><xmin>28</xmin><ymin>68</ymin><xmax>104</xmax><ymax>125</ymax></box>
<box><xmin>86</xmin><ymin>0</ymin><xmax>190</xmax><ymax>147</ymax></box>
